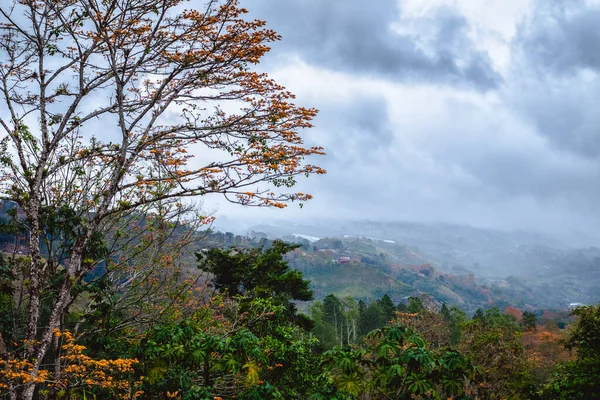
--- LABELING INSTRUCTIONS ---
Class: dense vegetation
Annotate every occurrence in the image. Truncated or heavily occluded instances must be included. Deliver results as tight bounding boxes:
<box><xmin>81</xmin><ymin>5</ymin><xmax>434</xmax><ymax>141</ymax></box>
<box><xmin>1</xmin><ymin>231</ymin><xmax>600</xmax><ymax>399</ymax></box>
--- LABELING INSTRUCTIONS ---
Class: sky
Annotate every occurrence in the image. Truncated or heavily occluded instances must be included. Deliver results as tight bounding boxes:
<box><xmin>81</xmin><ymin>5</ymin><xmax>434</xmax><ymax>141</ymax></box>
<box><xmin>6</xmin><ymin>0</ymin><xmax>593</xmax><ymax>241</ymax></box>
<box><xmin>201</xmin><ymin>0</ymin><xmax>600</xmax><ymax>243</ymax></box>
<box><xmin>6</xmin><ymin>0</ymin><xmax>595</xmax><ymax>243</ymax></box>
<box><xmin>4</xmin><ymin>0</ymin><xmax>600</xmax><ymax>244</ymax></box>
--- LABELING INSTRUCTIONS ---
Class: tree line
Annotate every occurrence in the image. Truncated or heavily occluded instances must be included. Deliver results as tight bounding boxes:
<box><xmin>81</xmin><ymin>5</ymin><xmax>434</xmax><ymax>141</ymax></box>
<box><xmin>2</xmin><ymin>239</ymin><xmax>600</xmax><ymax>399</ymax></box>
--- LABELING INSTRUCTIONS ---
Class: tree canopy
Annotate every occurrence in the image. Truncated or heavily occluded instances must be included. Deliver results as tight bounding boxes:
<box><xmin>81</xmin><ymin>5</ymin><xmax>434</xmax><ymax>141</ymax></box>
<box><xmin>0</xmin><ymin>0</ymin><xmax>324</xmax><ymax>397</ymax></box>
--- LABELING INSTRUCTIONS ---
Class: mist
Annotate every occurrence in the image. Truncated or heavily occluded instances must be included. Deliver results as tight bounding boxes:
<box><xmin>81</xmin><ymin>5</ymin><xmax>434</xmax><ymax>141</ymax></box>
<box><xmin>201</xmin><ymin>0</ymin><xmax>600</xmax><ymax>247</ymax></box>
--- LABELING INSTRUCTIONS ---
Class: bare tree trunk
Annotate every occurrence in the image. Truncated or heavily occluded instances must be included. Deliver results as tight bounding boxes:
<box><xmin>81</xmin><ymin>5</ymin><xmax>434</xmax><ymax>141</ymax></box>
<box><xmin>25</xmin><ymin>199</ymin><xmax>43</xmax><ymax>358</ymax></box>
<box><xmin>22</xmin><ymin>384</ymin><xmax>35</xmax><ymax>400</ymax></box>
<box><xmin>346</xmin><ymin>319</ymin><xmax>351</xmax><ymax>344</ymax></box>
<box><xmin>23</xmin><ymin>249</ymin><xmax>84</xmax><ymax>400</ymax></box>
<box><xmin>339</xmin><ymin>316</ymin><xmax>343</xmax><ymax>347</ymax></box>
<box><xmin>48</xmin><ymin>320</ymin><xmax>63</xmax><ymax>400</ymax></box>
<box><xmin>7</xmin><ymin>386</ymin><xmax>17</xmax><ymax>400</ymax></box>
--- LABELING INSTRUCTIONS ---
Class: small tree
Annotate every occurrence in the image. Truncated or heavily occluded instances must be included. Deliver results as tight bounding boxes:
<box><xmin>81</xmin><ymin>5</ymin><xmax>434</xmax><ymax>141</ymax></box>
<box><xmin>522</xmin><ymin>311</ymin><xmax>537</xmax><ymax>331</ymax></box>
<box><xmin>358</xmin><ymin>300</ymin><xmax>385</xmax><ymax>336</ymax></box>
<box><xmin>197</xmin><ymin>240</ymin><xmax>313</xmax><ymax>331</ymax></box>
<box><xmin>566</xmin><ymin>305</ymin><xmax>600</xmax><ymax>358</ymax></box>
<box><xmin>407</xmin><ymin>296</ymin><xmax>425</xmax><ymax>313</ymax></box>
<box><xmin>0</xmin><ymin>0</ymin><xmax>324</xmax><ymax>397</ymax></box>
<box><xmin>323</xmin><ymin>294</ymin><xmax>345</xmax><ymax>346</ymax></box>
<box><xmin>378</xmin><ymin>293</ymin><xmax>395</xmax><ymax>322</ymax></box>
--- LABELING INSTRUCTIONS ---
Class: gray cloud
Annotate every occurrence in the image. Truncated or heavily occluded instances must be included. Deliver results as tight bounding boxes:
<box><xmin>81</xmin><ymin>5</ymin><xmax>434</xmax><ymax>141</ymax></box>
<box><xmin>517</xmin><ymin>0</ymin><xmax>600</xmax><ymax>74</ymax></box>
<box><xmin>213</xmin><ymin>0</ymin><xmax>600</xmax><ymax>244</ymax></box>
<box><xmin>246</xmin><ymin>0</ymin><xmax>500</xmax><ymax>89</ymax></box>
<box><xmin>505</xmin><ymin>77</ymin><xmax>600</xmax><ymax>159</ymax></box>
<box><xmin>311</xmin><ymin>97</ymin><xmax>394</xmax><ymax>165</ymax></box>
<box><xmin>509</xmin><ymin>0</ymin><xmax>600</xmax><ymax>158</ymax></box>
<box><xmin>279</xmin><ymin>81</ymin><xmax>600</xmax><ymax>241</ymax></box>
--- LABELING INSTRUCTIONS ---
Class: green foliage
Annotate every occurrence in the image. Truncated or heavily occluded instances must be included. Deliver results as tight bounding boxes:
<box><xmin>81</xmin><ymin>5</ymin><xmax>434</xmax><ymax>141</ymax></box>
<box><xmin>258</xmin><ymin>328</ymin><xmax>323</xmax><ymax>399</ymax></box>
<box><xmin>544</xmin><ymin>358</ymin><xmax>600</xmax><ymax>400</ymax></box>
<box><xmin>198</xmin><ymin>240</ymin><xmax>312</xmax><ymax>301</ymax></box>
<box><xmin>310</xmin><ymin>302</ymin><xmax>338</xmax><ymax>349</ymax></box>
<box><xmin>137</xmin><ymin>318</ymin><xmax>267</xmax><ymax>398</ymax></box>
<box><xmin>0</xmin><ymin>253</ymin><xmax>16</xmax><ymax>340</ymax></box>
<box><xmin>197</xmin><ymin>240</ymin><xmax>313</xmax><ymax>330</ymax></box>
<box><xmin>544</xmin><ymin>304</ymin><xmax>600</xmax><ymax>399</ymax></box>
<box><xmin>396</xmin><ymin>300</ymin><xmax>408</xmax><ymax>312</ymax></box>
<box><xmin>566</xmin><ymin>305</ymin><xmax>600</xmax><ymax>358</ymax></box>
<box><xmin>459</xmin><ymin>307</ymin><xmax>535</xmax><ymax>399</ymax></box>
<box><xmin>473</xmin><ymin>308</ymin><xmax>485</xmax><ymax>323</ymax></box>
<box><xmin>197</xmin><ymin>241</ymin><xmax>313</xmax><ymax>327</ymax></box>
<box><xmin>132</xmin><ymin>295</ymin><xmax>325</xmax><ymax>399</ymax></box>
<box><xmin>323</xmin><ymin>295</ymin><xmax>344</xmax><ymax>328</ymax></box>
<box><xmin>378</xmin><ymin>294</ymin><xmax>395</xmax><ymax>321</ymax></box>
<box><xmin>407</xmin><ymin>296</ymin><xmax>425</xmax><ymax>313</ymax></box>
<box><xmin>320</xmin><ymin>325</ymin><xmax>477</xmax><ymax>399</ymax></box>
<box><xmin>522</xmin><ymin>311</ymin><xmax>537</xmax><ymax>331</ymax></box>
<box><xmin>311</xmin><ymin>295</ymin><xmax>355</xmax><ymax>349</ymax></box>
<box><xmin>358</xmin><ymin>301</ymin><xmax>386</xmax><ymax>336</ymax></box>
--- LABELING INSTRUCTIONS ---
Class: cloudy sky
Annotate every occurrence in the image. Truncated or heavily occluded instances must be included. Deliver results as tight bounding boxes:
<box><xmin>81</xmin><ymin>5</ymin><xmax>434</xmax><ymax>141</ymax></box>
<box><xmin>210</xmin><ymin>0</ymin><xmax>600</xmax><ymax>243</ymax></box>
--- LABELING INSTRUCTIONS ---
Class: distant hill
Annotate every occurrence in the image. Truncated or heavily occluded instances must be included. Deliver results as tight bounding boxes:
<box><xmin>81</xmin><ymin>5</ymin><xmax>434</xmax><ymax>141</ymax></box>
<box><xmin>211</xmin><ymin>219</ymin><xmax>600</xmax><ymax>312</ymax></box>
<box><xmin>229</xmin><ymin>220</ymin><xmax>569</xmax><ymax>276</ymax></box>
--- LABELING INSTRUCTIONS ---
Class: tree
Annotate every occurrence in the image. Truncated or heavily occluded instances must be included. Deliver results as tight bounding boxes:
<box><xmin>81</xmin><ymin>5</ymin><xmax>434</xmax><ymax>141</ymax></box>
<box><xmin>0</xmin><ymin>334</ymin><xmax>143</xmax><ymax>399</ymax></box>
<box><xmin>197</xmin><ymin>240</ymin><xmax>313</xmax><ymax>330</ymax></box>
<box><xmin>459</xmin><ymin>308</ymin><xmax>534</xmax><ymax>399</ymax></box>
<box><xmin>520</xmin><ymin>327</ymin><xmax>570</xmax><ymax>387</ymax></box>
<box><xmin>137</xmin><ymin>309</ymin><xmax>268</xmax><ymax>398</ymax></box>
<box><xmin>396</xmin><ymin>300</ymin><xmax>408</xmax><ymax>313</ymax></box>
<box><xmin>440</xmin><ymin>303</ymin><xmax>451</xmax><ymax>320</ymax></box>
<box><xmin>565</xmin><ymin>305</ymin><xmax>600</xmax><ymax>359</ymax></box>
<box><xmin>0</xmin><ymin>1</ymin><xmax>324</xmax><ymax>397</ymax></box>
<box><xmin>394</xmin><ymin>309</ymin><xmax>452</xmax><ymax>349</ymax></box>
<box><xmin>503</xmin><ymin>306</ymin><xmax>523</xmax><ymax>322</ymax></box>
<box><xmin>358</xmin><ymin>301</ymin><xmax>385</xmax><ymax>336</ymax></box>
<box><xmin>342</xmin><ymin>296</ymin><xmax>359</xmax><ymax>345</ymax></box>
<box><xmin>522</xmin><ymin>311</ymin><xmax>537</xmax><ymax>331</ymax></box>
<box><xmin>445</xmin><ymin>305</ymin><xmax>466</xmax><ymax>345</ymax></box>
<box><xmin>323</xmin><ymin>294</ymin><xmax>345</xmax><ymax>346</ymax></box>
<box><xmin>473</xmin><ymin>308</ymin><xmax>485</xmax><ymax>323</ymax></box>
<box><xmin>70</xmin><ymin>205</ymin><xmax>211</xmax><ymax>362</ymax></box>
<box><xmin>310</xmin><ymin>301</ymin><xmax>338</xmax><ymax>350</ymax></box>
<box><xmin>378</xmin><ymin>294</ymin><xmax>395</xmax><ymax>322</ymax></box>
<box><xmin>407</xmin><ymin>296</ymin><xmax>425</xmax><ymax>313</ymax></box>
<box><xmin>544</xmin><ymin>304</ymin><xmax>600</xmax><ymax>399</ymax></box>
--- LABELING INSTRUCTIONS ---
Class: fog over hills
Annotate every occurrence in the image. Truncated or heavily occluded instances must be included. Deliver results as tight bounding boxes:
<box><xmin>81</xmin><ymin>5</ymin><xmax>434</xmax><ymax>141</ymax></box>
<box><xmin>214</xmin><ymin>216</ymin><xmax>592</xmax><ymax>278</ymax></box>
<box><xmin>209</xmin><ymin>217</ymin><xmax>600</xmax><ymax>310</ymax></box>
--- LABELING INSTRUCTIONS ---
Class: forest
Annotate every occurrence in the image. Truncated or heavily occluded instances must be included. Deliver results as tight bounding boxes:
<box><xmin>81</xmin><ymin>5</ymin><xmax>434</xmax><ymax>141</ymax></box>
<box><xmin>2</xmin><ymin>235</ymin><xmax>600</xmax><ymax>399</ymax></box>
<box><xmin>0</xmin><ymin>0</ymin><xmax>599</xmax><ymax>399</ymax></box>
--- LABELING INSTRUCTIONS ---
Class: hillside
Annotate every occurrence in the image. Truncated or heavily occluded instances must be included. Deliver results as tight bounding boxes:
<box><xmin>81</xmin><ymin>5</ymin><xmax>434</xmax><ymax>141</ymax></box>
<box><xmin>211</xmin><ymin>219</ymin><xmax>600</xmax><ymax>312</ymax></box>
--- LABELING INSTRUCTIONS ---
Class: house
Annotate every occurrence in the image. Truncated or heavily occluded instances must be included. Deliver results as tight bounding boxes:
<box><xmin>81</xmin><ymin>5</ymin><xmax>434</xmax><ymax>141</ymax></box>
<box><xmin>569</xmin><ymin>302</ymin><xmax>585</xmax><ymax>310</ymax></box>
